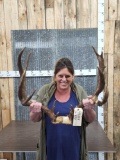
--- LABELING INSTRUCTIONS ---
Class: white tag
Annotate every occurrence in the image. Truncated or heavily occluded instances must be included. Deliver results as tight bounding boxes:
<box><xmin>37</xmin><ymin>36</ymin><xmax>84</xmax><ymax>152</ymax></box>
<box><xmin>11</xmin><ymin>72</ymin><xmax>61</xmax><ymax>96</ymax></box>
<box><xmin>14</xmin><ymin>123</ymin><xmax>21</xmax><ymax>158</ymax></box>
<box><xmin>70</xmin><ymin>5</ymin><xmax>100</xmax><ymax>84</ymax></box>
<box><xmin>73</xmin><ymin>108</ymin><xmax>83</xmax><ymax>126</ymax></box>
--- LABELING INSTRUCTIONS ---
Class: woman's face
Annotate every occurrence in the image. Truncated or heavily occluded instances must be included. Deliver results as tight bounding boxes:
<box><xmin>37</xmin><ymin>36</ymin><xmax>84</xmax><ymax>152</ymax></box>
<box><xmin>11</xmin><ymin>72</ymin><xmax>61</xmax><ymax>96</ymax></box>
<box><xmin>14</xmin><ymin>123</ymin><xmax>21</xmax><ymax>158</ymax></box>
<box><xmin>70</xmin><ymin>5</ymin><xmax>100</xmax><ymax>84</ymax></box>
<box><xmin>54</xmin><ymin>68</ymin><xmax>74</xmax><ymax>91</ymax></box>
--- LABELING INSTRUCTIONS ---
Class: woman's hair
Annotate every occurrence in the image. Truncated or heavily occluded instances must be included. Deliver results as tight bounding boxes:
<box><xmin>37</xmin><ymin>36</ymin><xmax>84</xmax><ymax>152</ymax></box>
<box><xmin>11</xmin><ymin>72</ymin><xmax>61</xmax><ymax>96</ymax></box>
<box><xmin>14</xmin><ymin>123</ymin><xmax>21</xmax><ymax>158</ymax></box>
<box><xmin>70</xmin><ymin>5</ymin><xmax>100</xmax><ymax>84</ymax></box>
<box><xmin>54</xmin><ymin>58</ymin><xmax>74</xmax><ymax>76</ymax></box>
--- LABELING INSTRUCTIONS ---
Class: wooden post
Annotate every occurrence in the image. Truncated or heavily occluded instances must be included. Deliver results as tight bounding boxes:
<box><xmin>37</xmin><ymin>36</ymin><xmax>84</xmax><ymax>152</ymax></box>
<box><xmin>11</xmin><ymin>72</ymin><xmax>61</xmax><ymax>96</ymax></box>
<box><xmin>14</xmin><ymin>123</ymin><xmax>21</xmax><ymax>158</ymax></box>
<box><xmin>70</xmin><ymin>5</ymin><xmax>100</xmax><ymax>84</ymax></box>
<box><xmin>104</xmin><ymin>20</ymin><xmax>115</xmax><ymax>160</ymax></box>
<box><xmin>113</xmin><ymin>20</ymin><xmax>120</xmax><ymax>160</ymax></box>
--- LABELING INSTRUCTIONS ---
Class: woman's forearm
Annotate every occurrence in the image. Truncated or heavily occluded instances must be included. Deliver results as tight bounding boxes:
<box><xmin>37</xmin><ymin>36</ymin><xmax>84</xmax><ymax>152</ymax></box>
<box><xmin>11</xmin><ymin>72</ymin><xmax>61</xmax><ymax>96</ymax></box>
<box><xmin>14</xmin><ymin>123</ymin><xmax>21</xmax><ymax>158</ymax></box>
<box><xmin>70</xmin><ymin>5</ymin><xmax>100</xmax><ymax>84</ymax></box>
<box><xmin>83</xmin><ymin>108</ymin><xmax>96</xmax><ymax>123</ymax></box>
<box><xmin>30</xmin><ymin>112</ymin><xmax>42</xmax><ymax>122</ymax></box>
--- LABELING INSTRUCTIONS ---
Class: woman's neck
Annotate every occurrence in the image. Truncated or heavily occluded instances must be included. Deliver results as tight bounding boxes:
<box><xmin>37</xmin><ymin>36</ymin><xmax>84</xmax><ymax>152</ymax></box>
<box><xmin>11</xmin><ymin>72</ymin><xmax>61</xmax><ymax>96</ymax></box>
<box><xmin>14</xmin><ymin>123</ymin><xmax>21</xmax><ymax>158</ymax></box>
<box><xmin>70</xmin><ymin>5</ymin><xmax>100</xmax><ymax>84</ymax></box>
<box><xmin>55</xmin><ymin>87</ymin><xmax>71</xmax><ymax>102</ymax></box>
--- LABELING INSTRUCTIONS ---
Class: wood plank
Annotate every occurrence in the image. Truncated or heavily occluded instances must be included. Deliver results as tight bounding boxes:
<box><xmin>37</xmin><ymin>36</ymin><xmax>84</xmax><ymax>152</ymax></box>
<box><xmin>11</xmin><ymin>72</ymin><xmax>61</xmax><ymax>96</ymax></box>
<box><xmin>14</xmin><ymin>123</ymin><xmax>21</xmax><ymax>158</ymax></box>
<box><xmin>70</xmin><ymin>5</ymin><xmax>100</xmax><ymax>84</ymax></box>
<box><xmin>11</xmin><ymin>0</ymin><xmax>19</xmax><ymax>29</ymax></box>
<box><xmin>18</xmin><ymin>0</ymin><xmax>28</xmax><ymax>29</ymax></box>
<box><xmin>109</xmin><ymin>0</ymin><xmax>117</xmax><ymax>20</ymax></box>
<box><xmin>2</xmin><ymin>1</ymin><xmax>15</xmax><ymax>158</ymax></box>
<box><xmin>3</xmin><ymin>0</ymin><xmax>12</xmax><ymax>70</ymax></box>
<box><xmin>118</xmin><ymin>1</ymin><xmax>120</xmax><ymax>20</ymax></box>
<box><xmin>54</xmin><ymin>0</ymin><xmax>64</xmax><ymax>29</ymax></box>
<box><xmin>104</xmin><ymin>0</ymin><xmax>109</xmax><ymax>21</ymax></box>
<box><xmin>3</xmin><ymin>0</ymin><xmax>18</xmax><ymax>120</ymax></box>
<box><xmin>0</xmin><ymin>153</ymin><xmax>3</xmax><ymax>159</ymax></box>
<box><xmin>90</xmin><ymin>0</ymin><xmax>97</xmax><ymax>28</ymax></box>
<box><xmin>0</xmin><ymin>0</ymin><xmax>10</xmax><ymax>110</ymax></box>
<box><xmin>46</xmin><ymin>8</ymin><xmax>54</xmax><ymax>29</ymax></box>
<box><xmin>104</xmin><ymin>52</ymin><xmax>108</xmax><ymax>134</ymax></box>
<box><xmin>0</xmin><ymin>109</ymin><xmax>2</xmax><ymax>131</ymax></box>
<box><xmin>0</xmin><ymin>0</ymin><xmax>5</xmax><ymax>133</ymax></box>
<box><xmin>26</xmin><ymin>0</ymin><xmax>45</xmax><ymax>29</ymax></box>
<box><xmin>46</xmin><ymin>0</ymin><xmax>54</xmax><ymax>8</ymax></box>
<box><xmin>104</xmin><ymin>20</ymin><xmax>115</xmax><ymax>160</ymax></box>
<box><xmin>35</xmin><ymin>0</ymin><xmax>45</xmax><ymax>29</ymax></box>
<box><xmin>2</xmin><ymin>109</ymin><xmax>11</xmax><ymax>159</ymax></box>
<box><xmin>114</xmin><ymin>20</ymin><xmax>120</xmax><ymax>160</ymax></box>
<box><xmin>2</xmin><ymin>110</ymin><xmax>10</xmax><ymax>128</ymax></box>
<box><xmin>3</xmin><ymin>153</ymin><xmax>13</xmax><ymax>160</ymax></box>
<box><xmin>64</xmin><ymin>0</ymin><xmax>76</xmax><ymax>29</ymax></box>
<box><xmin>10</xmin><ymin>0</ymin><xmax>19</xmax><ymax>121</ymax></box>
<box><xmin>76</xmin><ymin>0</ymin><xmax>90</xmax><ymax>28</ymax></box>
<box><xmin>26</xmin><ymin>0</ymin><xmax>36</xmax><ymax>29</ymax></box>
<box><xmin>104</xmin><ymin>21</ymin><xmax>115</xmax><ymax>53</ymax></box>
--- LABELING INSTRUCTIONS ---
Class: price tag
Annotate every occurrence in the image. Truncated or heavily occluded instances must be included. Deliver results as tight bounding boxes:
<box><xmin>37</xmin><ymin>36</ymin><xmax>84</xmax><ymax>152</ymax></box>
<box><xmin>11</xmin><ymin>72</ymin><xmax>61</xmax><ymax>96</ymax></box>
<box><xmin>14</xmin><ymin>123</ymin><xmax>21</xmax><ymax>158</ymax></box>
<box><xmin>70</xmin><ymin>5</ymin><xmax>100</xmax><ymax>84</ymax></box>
<box><xmin>73</xmin><ymin>108</ymin><xmax>83</xmax><ymax>126</ymax></box>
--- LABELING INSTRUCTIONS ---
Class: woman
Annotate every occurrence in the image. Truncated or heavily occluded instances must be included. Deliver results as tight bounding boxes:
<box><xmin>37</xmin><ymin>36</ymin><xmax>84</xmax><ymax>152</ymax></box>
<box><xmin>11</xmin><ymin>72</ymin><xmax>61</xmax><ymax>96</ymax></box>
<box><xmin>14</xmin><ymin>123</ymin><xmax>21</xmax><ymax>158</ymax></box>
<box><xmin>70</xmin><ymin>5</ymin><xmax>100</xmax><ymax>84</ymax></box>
<box><xmin>30</xmin><ymin>58</ymin><xmax>96</xmax><ymax>160</ymax></box>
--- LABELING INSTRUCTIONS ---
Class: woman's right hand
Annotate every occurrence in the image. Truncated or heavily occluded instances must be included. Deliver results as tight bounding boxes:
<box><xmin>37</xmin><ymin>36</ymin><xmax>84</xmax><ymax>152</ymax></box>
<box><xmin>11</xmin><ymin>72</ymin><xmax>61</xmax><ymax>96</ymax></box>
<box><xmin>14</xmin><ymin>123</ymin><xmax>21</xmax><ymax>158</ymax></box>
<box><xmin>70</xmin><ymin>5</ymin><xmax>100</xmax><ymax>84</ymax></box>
<box><xmin>30</xmin><ymin>100</ymin><xmax>42</xmax><ymax>113</ymax></box>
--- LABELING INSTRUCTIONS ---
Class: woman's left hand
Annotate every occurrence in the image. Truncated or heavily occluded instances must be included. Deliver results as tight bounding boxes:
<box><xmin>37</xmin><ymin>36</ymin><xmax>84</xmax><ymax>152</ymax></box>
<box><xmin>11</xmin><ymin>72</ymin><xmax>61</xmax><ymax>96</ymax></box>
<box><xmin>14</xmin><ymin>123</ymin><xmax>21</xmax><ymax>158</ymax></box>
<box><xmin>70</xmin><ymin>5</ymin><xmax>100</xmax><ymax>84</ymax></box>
<box><xmin>82</xmin><ymin>95</ymin><xmax>95</xmax><ymax>109</ymax></box>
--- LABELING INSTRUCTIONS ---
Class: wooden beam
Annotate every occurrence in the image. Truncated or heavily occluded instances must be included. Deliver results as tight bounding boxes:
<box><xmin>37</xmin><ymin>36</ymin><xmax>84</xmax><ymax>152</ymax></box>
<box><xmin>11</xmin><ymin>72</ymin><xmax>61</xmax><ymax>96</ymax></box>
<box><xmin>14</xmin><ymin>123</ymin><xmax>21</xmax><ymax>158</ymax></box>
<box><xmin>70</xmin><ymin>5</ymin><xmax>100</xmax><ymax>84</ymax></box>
<box><xmin>104</xmin><ymin>20</ymin><xmax>115</xmax><ymax>160</ymax></box>
<box><xmin>113</xmin><ymin>20</ymin><xmax>120</xmax><ymax>160</ymax></box>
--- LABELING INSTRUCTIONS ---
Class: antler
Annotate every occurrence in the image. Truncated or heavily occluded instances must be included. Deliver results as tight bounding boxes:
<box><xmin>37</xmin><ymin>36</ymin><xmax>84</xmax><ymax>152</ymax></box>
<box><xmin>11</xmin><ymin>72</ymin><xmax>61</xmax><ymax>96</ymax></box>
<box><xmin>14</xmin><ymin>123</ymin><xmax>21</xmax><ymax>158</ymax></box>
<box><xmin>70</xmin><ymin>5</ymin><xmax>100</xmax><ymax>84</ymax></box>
<box><xmin>77</xmin><ymin>46</ymin><xmax>109</xmax><ymax>109</ymax></box>
<box><xmin>91</xmin><ymin>46</ymin><xmax>109</xmax><ymax>105</ymax></box>
<box><xmin>17</xmin><ymin>47</ymin><xmax>109</xmax><ymax>125</ymax></box>
<box><xmin>17</xmin><ymin>48</ymin><xmax>58</xmax><ymax>121</ymax></box>
<box><xmin>18</xmin><ymin>48</ymin><xmax>36</xmax><ymax>106</ymax></box>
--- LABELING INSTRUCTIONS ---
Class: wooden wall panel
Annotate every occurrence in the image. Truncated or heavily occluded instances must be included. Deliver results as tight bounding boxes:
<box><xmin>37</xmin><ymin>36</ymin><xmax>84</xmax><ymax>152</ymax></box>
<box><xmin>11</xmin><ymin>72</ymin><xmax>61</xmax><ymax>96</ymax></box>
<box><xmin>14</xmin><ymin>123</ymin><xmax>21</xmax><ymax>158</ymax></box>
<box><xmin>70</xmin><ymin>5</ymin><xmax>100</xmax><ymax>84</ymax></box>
<box><xmin>108</xmin><ymin>0</ymin><xmax>117</xmax><ymax>20</ymax></box>
<box><xmin>46</xmin><ymin>8</ymin><xmax>54</xmax><ymax>29</ymax></box>
<box><xmin>90</xmin><ymin>0</ymin><xmax>98</xmax><ymax>27</ymax></box>
<box><xmin>54</xmin><ymin>0</ymin><xmax>64</xmax><ymax>29</ymax></box>
<box><xmin>10</xmin><ymin>0</ymin><xmax>19</xmax><ymax>121</ymax></box>
<box><xmin>26</xmin><ymin>0</ymin><xmax>45</xmax><ymax>29</ymax></box>
<box><xmin>46</xmin><ymin>0</ymin><xmax>54</xmax><ymax>29</ymax></box>
<box><xmin>18</xmin><ymin>0</ymin><xmax>28</xmax><ymax>29</ymax></box>
<box><xmin>76</xmin><ymin>0</ymin><xmax>90</xmax><ymax>28</ymax></box>
<box><xmin>2</xmin><ymin>110</ymin><xmax>10</xmax><ymax>128</ymax></box>
<box><xmin>46</xmin><ymin>0</ymin><xmax>54</xmax><ymax>8</ymax></box>
<box><xmin>64</xmin><ymin>0</ymin><xmax>76</xmax><ymax>29</ymax></box>
<box><xmin>0</xmin><ymin>0</ymin><xmax>10</xmax><ymax>112</ymax></box>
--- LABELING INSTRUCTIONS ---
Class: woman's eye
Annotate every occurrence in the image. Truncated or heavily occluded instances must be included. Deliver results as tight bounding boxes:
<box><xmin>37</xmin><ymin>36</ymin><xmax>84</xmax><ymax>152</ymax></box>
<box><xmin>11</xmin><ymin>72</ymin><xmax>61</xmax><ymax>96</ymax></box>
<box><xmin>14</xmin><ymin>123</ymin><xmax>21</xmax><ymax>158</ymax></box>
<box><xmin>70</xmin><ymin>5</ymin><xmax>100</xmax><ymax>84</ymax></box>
<box><xmin>65</xmin><ymin>75</ymin><xmax>71</xmax><ymax>78</ymax></box>
<box><xmin>59</xmin><ymin>75</ymin><xmax>63</xmax><ymax>78</ymax></box>
<box><xmin>58</xmin><ymin>75</ymin><xmax>71</xmax><ymax>78</ymax></box>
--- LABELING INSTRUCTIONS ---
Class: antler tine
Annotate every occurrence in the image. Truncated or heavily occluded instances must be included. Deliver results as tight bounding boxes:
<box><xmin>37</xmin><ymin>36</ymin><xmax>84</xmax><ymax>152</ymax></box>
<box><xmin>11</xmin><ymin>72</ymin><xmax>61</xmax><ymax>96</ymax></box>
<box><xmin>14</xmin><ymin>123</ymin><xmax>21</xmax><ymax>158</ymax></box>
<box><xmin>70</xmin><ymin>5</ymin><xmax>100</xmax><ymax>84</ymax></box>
<box><xmin>97</xmin><ymin>86</ymin><xmax>109</xmax><ymax>106</ymax></box>
<box><xmin>92</xmin><ymin>46</ymin><xmax>105</xmax><ymax>72</ymax></box>
<box><xmin>17</xmin><ymin>48</ymin><xmax>36</xmax><ymax>106</ymax></box>
<box><xmin>17</xmin><ymin>47</ymin><xmax>25</xmax><ymax>76</ymax></box>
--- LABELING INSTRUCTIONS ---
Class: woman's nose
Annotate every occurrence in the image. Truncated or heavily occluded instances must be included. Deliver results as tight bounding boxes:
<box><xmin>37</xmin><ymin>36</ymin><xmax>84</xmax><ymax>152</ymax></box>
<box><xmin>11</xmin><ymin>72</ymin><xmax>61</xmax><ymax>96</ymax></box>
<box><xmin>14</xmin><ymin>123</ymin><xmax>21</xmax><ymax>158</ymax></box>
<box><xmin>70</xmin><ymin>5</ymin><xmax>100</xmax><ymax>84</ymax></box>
<box><xmin>62</xmin><ymin>75</ymin><xmax>67</xmax><ymax>80</ymax></box>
